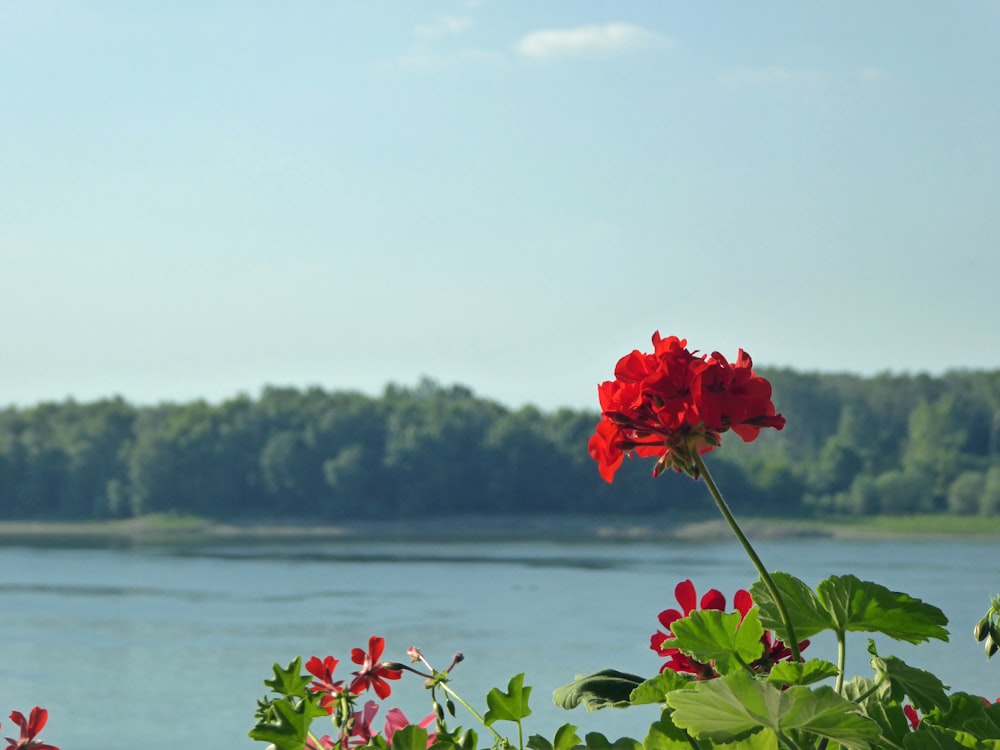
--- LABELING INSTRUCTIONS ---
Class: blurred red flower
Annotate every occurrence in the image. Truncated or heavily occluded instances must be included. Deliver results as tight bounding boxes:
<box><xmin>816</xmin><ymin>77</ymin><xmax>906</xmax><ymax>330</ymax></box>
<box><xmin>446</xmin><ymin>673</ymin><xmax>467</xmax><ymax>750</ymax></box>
<box><xmin>4</xmin><ymin>707</ymin><xmax>59</xmax><ymax>750</ymax></box>
<box><xmin>305</xmin><ymin>655</ymin><xmax>344</xmax><ymax>713</ymax></box>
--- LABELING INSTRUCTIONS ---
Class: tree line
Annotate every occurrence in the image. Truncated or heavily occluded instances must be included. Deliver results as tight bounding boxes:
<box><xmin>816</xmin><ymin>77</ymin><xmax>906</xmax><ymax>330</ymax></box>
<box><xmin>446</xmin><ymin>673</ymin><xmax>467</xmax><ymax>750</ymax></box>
<box><xmin>1</xmin><ymin>369</ymin><xmax>1000</xmax><ymax>521</ymax></box>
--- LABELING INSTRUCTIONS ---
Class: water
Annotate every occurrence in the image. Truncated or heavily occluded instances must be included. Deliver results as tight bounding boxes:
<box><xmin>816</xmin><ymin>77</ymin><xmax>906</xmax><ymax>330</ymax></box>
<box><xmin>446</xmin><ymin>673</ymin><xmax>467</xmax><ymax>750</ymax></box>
<box><xmin>1</xmin><ymin>534</ymin><xmax>998</xmax><ymax>749</ymax></box>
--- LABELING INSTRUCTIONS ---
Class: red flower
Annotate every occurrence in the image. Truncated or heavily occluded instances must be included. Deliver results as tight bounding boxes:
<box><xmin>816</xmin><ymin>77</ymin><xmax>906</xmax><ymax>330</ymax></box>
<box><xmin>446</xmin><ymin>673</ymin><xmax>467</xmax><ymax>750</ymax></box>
<box><xmin>305</xmin><ymin>655</ymin><xmax>344</xmax><ymax>713</ymax></box>
<box><xmin>349</xmin><ymin>636</ymin><xmax>402</xmax><ymax>699</ymax></box>
<box><xmin>346</xmin><ymin>700</ymin><xmax>382</xmax><ymax>748</ymax></box>
<box><xmin>342</xmin><ymin>701</ymin><xmax>436</xmax><ymax>749</ymax></box>
<box><xmin>589</xmin><ymin>333</ymin><xmax>785</xmax><ymax>482</ymax></box>
<box><xmin>903</xmin><ymin>704</ymin><xmax>920</xmax><ymax>731</ymax></box>
<box><xmin>4</xmin><ymin>707</ymin><xmax>59</xmax><ymax>750</ymax></box>
<box><xmin>650</xmin><ymin>580</ymin><xmax>730</xmax><ymax>679</ymax></box>
<box><xmin>650</xmin><ymin>580</ymin><xmax>807</xmax><ymax>680</ymax></box>
<box><xmin>383</xmin><ymin>707</ymin><xmax>436</xmax><ymax>746</ymax></box>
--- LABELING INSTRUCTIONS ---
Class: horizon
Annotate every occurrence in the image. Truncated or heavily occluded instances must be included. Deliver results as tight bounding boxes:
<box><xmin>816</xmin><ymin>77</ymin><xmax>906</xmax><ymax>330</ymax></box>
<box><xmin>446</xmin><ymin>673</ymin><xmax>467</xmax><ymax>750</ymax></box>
<box><xmin>4</xmin><ymin>358</ymin><xmax>996</xmax><ymax>413</ymax></box>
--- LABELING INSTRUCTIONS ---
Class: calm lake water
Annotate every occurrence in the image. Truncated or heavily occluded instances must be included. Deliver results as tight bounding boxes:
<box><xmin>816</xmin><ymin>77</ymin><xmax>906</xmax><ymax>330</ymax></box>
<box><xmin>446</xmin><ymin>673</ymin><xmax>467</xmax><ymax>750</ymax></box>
<box><xmin>1</xmin><ymin>532</ymin><xmax>998</xmax><ymax>750</ymax></box>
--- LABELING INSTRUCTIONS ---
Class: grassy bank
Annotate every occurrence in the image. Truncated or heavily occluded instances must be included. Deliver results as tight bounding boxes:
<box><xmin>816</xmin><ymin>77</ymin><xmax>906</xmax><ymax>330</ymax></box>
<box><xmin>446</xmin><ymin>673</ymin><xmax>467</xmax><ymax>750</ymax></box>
<box><xmin>2</xmin><ymin>512</ymin><xmax>1000</xmax><ymax>545</ymax></box>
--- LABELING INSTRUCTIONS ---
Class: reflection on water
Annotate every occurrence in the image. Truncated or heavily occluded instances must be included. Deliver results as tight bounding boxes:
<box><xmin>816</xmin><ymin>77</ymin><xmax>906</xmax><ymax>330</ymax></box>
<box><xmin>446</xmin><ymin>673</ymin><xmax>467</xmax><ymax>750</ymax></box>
<box><xmin>1</xmin><ymin>537</ymin><xmax>997</xmax><ymax>750</ymax></box>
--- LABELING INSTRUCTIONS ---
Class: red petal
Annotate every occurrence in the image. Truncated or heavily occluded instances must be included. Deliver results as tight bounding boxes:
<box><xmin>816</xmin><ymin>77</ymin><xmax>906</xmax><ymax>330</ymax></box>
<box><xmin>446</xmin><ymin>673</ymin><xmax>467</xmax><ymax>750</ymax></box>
<box><xmin>28</xmin><ymin>707</ymin><xmax>49</xmax><ymax>735</ymax></box>
<box><xmin>700</xmin><ymin>588</ymin><xmax>727</xmax><ymax>611</ymax></box>
<box><xmin>657</xmin><ymin>608</ymin><xmax>683</xmax><ymax>628</ymax></box>
<box><xmin>734</xmin><ymin>589</ymin><xmax>754</xmax><ymax>617</ymax></box>
<box><xmin>674</xmin><ymin>580</ymin><xmax>696</xmax><ymax>614</ymax></box>
<box><xmin>367</xmin><ymin>635</ymin><xmax>385</xmax><ymax>661</ymax></box>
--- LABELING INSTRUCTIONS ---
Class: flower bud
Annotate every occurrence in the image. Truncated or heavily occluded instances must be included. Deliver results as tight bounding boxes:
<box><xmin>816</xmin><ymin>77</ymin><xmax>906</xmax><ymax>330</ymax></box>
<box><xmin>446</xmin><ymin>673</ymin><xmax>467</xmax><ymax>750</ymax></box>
<box><xmin>975</xmin><ymin>618</ymin><xmax>992</xmax><ymax>642</ymax></box>
<box><xmin>986</xmin><ymin>636</ymin><xmax>999</xmax><ymax>659</ymax></box>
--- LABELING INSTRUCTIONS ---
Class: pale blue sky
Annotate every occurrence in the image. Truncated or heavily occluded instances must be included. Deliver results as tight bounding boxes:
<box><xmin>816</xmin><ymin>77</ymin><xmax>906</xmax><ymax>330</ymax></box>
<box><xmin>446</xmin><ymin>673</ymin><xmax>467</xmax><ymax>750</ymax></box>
<box><xmin>3</xmin><ymin>2</ymin><xmax>999</xmax><ymax>412</ymax></box>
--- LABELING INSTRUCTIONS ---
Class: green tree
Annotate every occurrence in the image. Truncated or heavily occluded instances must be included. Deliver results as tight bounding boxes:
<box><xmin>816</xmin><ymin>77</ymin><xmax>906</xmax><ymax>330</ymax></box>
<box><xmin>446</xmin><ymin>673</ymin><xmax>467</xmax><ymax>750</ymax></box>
<box><xmin>947</xmin><ymin>470</ymin><xmax>985</xmax><ymax>515</ymax></box>
<box><xmin>981</xmin><ymin>465</ymin><xmax>1000</xmax><ymax>516</ymax></box>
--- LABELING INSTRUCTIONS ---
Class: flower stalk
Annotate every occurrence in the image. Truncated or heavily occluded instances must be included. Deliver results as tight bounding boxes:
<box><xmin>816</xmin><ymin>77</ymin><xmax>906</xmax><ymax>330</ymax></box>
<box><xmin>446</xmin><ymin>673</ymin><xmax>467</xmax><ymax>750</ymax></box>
<box><xmin>693</xmin><ymin>451</ymin><xmax>802</xmax><ymax>662</ymax></box>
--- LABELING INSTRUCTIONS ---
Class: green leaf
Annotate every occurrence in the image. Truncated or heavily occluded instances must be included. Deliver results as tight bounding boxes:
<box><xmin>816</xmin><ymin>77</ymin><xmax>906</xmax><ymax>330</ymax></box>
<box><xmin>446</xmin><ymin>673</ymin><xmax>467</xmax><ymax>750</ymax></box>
<box><xmin>448</xmin><ymin>728</ymin><xmax>478</xmax><ymax>750</ymax></box>
<box><xmin>485</xmin><ymin>673</ymin><xmax>533</xmax><ymax>725</ymax></box>
<box><xmin>553</xmin><ymin>669</ymin><xmax>646</xmax><ymax>711</ymax></box>
<box><xmin>528</xmin><ymin>724</ymin><xmax>581</xmax><ymax>750</ymax></box>
<box><xmin>817</xmin><ymin>574</ymin><xmax>949</xmax><ymax>644</ymax></box>
<box><xmin>391</xmin><ymin>725</ymin><xmax>431</xmax><ymax>750</ymax></box>
<box><xmin>642</xmin><ymin>711</ymin><xmax>701</xmax><ymax>750</ymax></box>
<box><xmin>843</xmin><ymin>676</ymin><xmax>912</xmax><ymax>748</ymax></box>
<box><xmin>248</xmin><ymin>694</ymin><xmax>328</xmax><ymax>750</ymax></box>
<box><xmin>779</xmin><ymin>685</ymin><xmax>880</xmax><ymax>749</ymax></box>
<box><xmin>264</xmin><ymin>657</ymin><xmax>313</xmax><ymax>698</ymax></box>
<box><xmin>904</xmin><ymin>724</ymin><xmax>1000</xmax><ymax>749</ymax></box>
<box><xmin>670</xmin><ymin>608</ymin><xmax>765</xmax><ymax>674</ymax></box>
<box><xmin>714</xmin><ymin>729</ymin><xmax>779</xmax><ymax>749</ymax></box>
<box><xmin>868</xmin><ymin>640</ymin><xmax>951</xmax><ymax>713</ymax></box>
<box><xmin>749</xmin><ymin>572</ymin><xmax>832</xmax><ymax>642</ymax></box>
<box><xmin>765</xmin><ymin>659</ymin><xmax>839</xmax><ymax>687</ymax></box>
<box><xmin>666</xmin><ymin>672</ymin><xmax>780</xmax><ymax>741</ymax></box>
<box><xmin>629</xmin><ymin>671</ymin><xmax>691</xmax><ymax>706</ymax></box>
<box><xmin>921</xmin><ymin>692</ymin><xmax>998</xmax><ymax>735</ymax></box>
<box><xmin>581</xmin><ymin>732</ymin><xmax>642</xmax><ymax>750</ymax></box>
<box><xmin>965</xmin><ymin>700</ymin><xmax>1000</xmax><ymax>739</ymax></box>
<box><xmin>666</xmin><ymin>672</ymin><xmax>879</xmax><ymax>749</ymax></box>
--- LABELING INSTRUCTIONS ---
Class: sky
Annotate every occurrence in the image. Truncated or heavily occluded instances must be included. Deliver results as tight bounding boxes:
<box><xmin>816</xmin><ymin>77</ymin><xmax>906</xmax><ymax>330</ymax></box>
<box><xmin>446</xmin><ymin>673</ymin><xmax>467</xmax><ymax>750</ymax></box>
<box><xmin>2</xmin><ymin>2</ymin><xmax>1000</xmax><ymax>413</ymax></box>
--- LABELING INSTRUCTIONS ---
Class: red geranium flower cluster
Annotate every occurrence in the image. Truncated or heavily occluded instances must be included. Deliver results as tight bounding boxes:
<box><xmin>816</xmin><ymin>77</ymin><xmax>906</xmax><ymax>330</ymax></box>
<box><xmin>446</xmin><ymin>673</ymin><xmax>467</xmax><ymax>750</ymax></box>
<box><xmin>303</xmin><ymin>636</ymin><xmax>431</xmax><ymax>750</ymax></box>
<box><xmin>589</xmin><ymin>333</ymin><xmax>785</xmax><ymax>482</ymax></box>
<box><xmin>3</xmin><ymin>707</ymin><xmax>59</xmax><ymax>750</ymax></box>
<box><xmin>650</xmin><ymin>580</ymin><xmax>807</xmax><ymax>680</ymax></box>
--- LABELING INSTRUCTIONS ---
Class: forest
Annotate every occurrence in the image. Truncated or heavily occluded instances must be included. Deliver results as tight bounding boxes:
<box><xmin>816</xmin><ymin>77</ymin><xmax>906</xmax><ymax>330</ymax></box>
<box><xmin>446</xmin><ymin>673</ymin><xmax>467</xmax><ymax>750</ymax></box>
<box><xmin>1</xmin><ymin>368</ymin><xmax>1000</xmax><ymax>521</ymax></box>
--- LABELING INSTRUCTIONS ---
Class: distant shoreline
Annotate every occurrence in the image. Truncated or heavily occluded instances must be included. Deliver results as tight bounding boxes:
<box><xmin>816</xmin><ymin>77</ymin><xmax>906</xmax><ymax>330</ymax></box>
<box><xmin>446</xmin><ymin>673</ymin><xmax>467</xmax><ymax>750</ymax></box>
<box><xmin>1</xmin><ymin>513</ymin><xmax>998</xmax><ymax>544</ymax></box>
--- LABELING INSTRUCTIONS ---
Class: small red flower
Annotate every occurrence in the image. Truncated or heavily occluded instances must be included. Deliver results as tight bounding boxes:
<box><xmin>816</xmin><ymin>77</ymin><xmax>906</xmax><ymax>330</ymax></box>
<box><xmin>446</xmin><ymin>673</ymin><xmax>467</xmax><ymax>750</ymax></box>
<box><xmin>590</xmin><ymin>333</ymin><xmax>785</xmax><ymax>482</ymax></box>
<box><xmin>349</xmin><ymin>636</ymin><xmax>402</xmax><ymax>699</ymax></box>
<box><xmin>651</xmin><ymin>580</ymin><xmax>730</xmax><ymax>679</ymax></box>
<box><xmin>305</xmin><ymin>655</ymin><xmax>344</xmax><ymax>713</ymax></box>
<box><xmin>903</xmin><ymin>704</ymin><xmax>920</xmax><ymax>731</ymax></box>
<box><xmin>382</xmin><ymin>707</ymin><xmax>436</xmax><ymax>746</ymax></box>
<box><xmin>346</xmin><ymin>700</ymin><xmax>382</xmax><ymax>748</ymax></box>
<box><xmin>4</xmin><ymin>707</ymin><xmax>59</xmax><ymax>750</ymax></box>
<box><xmin>343</xmin><ymin>701</ymin><xmax>436</xmax><ymax>749</ymax></box>
<box><xmin>651</xmin><ymin>580</ymin><xmax>807</xmax><ymax>680</ymax></box>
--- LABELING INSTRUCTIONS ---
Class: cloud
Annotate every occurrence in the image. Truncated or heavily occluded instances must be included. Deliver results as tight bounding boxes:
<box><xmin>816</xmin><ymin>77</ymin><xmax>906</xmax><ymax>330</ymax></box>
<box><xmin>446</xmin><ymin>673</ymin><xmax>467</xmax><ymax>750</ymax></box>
<box><xmin>515</xmin><ymin>22</ymin><xmax>668</xmax><ymax>60</ymax></box>
<box><xmin>718</xmin><ymin>66</ymin><xmax>826</xmax><ymax>89</ymax></box>
<box><xmin>414</xmin><ymin>16</ymin><xmax>474</xmax><ymax>40</ymax></box>
<box><xmin>385</xmin><ymin>13</ymin><xmax>487</xmax><ymax>72</ymax></box>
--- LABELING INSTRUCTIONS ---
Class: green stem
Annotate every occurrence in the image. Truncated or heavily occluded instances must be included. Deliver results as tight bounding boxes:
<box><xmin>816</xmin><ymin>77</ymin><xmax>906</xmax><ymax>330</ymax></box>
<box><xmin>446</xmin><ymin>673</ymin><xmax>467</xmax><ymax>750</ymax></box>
<box><xmin>774</xmin><ymin>729</ymin><xmax>803</xmax><ymax>750</ymax></box>
<box><xmin>834</xmin><ymin>632</ymin><xmax>846</xmax><ymax>694</ymax></box>
<box><xmin>693</xmin><ymin>452</ymin><xmax>802</xmax><ymax>662</ymax></box>
<box><xmin>437</xmin><ymin>683</ymin><xmax>507</xmax><ymax>745</ymax></box>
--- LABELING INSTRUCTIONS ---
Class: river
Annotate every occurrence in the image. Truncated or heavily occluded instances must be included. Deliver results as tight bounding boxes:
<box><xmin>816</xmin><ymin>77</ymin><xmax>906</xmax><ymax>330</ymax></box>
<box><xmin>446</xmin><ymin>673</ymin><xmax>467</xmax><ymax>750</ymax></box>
<box><xmin>1</xmin><ymin>533</ymin><xmax>997</xmax><ymax>749</ymax></box>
